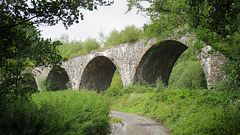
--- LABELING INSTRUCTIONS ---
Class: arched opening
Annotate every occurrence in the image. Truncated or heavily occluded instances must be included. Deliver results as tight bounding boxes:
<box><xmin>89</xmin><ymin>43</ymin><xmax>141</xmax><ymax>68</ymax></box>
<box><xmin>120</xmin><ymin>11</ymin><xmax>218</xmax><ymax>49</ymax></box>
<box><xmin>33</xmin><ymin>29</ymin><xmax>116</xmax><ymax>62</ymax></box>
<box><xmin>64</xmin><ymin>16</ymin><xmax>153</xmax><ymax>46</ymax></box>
<box><xmin>80</xmin><ymin>56</ymin><xmax>117</xmax><ymax>93</ymax></box>
<box><xmin>168</xmin><ymin>49</ymin><xmax>207</xmax><ymax>89</ymax></box>
<box><xmin>25</xmin><ymin>73</ymin><xmax>38</xmax><ymax>90</ymax></box>
<box><xmin>133</xmin><ymin>40</ymin><xmax>188</xmax><ymax>86</ymax></box>
<box><xmin>46</xmin><ymin>66</ymin><xmax>70</xmax><ymax>91</ymax></box>
<box><xmin>110</xmin><ymin>69</ymin><xmax>124</xmax><ymax>89</ymax></box>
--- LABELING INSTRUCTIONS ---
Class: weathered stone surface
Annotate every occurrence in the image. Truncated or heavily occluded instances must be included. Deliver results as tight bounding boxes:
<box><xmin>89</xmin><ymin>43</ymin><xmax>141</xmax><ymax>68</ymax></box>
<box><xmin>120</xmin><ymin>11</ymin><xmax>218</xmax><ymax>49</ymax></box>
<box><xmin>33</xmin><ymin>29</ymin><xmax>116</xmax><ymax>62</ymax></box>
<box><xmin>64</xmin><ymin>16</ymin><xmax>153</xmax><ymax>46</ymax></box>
<box><xmin>34</xmin><ymin>37</ymin><xmax>226</xmax><ymax>92</ymax></box>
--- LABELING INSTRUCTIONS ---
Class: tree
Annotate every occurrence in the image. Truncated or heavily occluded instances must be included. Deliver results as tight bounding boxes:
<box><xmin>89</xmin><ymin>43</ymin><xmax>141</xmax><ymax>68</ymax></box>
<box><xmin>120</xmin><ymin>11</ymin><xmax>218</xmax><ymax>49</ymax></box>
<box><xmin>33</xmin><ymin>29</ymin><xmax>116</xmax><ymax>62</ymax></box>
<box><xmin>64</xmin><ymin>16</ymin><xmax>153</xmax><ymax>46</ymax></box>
<box><xmin>104</xmin><ymin>25</ymin><xmax>142</xmax><ymax>47</ymax></box>
<box><xmin>0</xmin><ymin>0</ymin><xmax>113</xmax><ymax>30</ymax></box>
<box><xmin>104</xmin><ymin>28</ymin><xmax>121</xmax><ymax>47</ymax></box>
<box><xmin>0</xmin><ymin>0</ymin><xmax>113</xmax><ymax>133</ymax></box>
<box><xmin>127</xmin><ymin>0</ymin><xmax>240</xmax><ymax>91</ymax></box>
<box><xmin>0</xmin><ymin>0</ymin><xmax>113</xmax><ymax>101</ymax></box>
<box><xmin>119</xmin><ymin>25</ymin><xmax>141</xmax><ymax>43</ymax></box>
<box><xmin>99</xmin><ymin>30</ymin><xmax>106</xmax><ymax>47</ymax></box>
<box><xmin>57</xmin><ymin>34</ymin><xmax>84</xmax><ymax>58</ymax></box>
<box><xmin>83</xmin><ymin>37</ymin><xmax>101</xmax><ymax>53</ymax></box>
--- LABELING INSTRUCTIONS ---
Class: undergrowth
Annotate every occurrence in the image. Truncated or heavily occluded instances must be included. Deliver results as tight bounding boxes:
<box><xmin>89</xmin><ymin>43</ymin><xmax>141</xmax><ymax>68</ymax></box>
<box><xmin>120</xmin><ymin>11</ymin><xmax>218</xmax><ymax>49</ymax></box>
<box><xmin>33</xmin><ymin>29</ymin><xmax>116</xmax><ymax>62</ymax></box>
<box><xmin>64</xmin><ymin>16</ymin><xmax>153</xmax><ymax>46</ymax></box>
<box><xmin>32</xmin><ymin>90</ymin><xmax>111</xmax><ymax>135</ymax></box>
<box><xmin>0</xmin><ymin>90</ymin><xmax>111</xmax><ymax>135</ymax></box>
<box><xmin>107</xmin><ymin>85</ymin><xmax>240</xmax><ymax>135</ymax></box>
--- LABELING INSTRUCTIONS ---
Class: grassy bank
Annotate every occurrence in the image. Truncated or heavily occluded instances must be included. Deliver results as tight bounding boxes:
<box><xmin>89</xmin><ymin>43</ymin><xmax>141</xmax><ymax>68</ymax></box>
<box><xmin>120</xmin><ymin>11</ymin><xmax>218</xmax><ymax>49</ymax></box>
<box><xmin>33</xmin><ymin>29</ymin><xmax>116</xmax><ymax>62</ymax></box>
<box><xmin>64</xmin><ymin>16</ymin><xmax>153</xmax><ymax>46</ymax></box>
<box><xmin>0</xmin><ymin>90</ymin><xmax>111</xmax><ymax>135</ymax></box>
<box><xmin>107</xmin><ymin>85</ymin><xmax>240</xmax><ymax>134</ymax></box>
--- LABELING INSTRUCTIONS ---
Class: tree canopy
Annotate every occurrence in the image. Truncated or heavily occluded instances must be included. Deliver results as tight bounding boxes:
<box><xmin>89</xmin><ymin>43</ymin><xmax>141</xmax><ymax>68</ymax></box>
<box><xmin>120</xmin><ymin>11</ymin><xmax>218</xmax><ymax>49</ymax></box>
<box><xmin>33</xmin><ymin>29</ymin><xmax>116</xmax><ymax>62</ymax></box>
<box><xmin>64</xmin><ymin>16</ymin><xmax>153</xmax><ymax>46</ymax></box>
<box><xmin>0</xmin><ymin>0</ymin><xmax>113</xmax><ymax>30</ymax></box>
<box><xmin>0</xmin><ymin>0</ymin><xmax>113</xmax><ymax>100</ymax></box>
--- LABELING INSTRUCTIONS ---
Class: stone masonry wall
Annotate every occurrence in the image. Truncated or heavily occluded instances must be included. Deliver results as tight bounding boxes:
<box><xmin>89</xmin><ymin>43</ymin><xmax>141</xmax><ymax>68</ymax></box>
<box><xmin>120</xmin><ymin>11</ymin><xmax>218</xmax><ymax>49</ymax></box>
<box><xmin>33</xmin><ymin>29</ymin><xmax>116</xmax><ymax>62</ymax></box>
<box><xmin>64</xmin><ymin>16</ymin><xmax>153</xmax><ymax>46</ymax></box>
<box><xmin>34</xmin><ymin>36</ymin><xmax>226</xmax><ymax>91</ymax></box>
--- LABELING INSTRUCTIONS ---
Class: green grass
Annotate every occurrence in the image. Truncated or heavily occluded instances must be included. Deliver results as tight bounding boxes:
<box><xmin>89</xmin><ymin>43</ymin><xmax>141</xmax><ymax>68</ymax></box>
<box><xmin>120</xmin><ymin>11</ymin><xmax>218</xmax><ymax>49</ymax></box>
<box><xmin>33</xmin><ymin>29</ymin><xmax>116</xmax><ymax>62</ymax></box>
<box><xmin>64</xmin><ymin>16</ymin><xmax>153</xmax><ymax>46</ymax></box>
<box><xmin>107</xmin><ymin>86</ymin><xmax>240</xmax><ymax>135</ymax></box>
<box><xmin>31</xmin><ymin>89</ymin><xmax>111</xmax><ymax>135</ymax></box>
<box><xmin>0</xmin><ymin>89</ymin><xmax>111</xmax><ymax>135</ymax></box>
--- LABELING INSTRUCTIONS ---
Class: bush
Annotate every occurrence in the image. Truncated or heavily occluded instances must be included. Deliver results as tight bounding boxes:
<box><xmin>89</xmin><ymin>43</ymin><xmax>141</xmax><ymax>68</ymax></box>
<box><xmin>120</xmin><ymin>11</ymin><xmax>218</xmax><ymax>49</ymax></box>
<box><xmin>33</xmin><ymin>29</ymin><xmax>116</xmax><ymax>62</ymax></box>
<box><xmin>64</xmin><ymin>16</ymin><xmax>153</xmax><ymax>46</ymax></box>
<box><xmin>106</xmin><ymin>82</ymin><xmax>156</xmax><ymax>97</ymax></box>
<box><xmin>169</xmin><ymin>61</ymin><xmax>207</xmax><ymax>90</ymax></box>
<box><xmin>0</xmin><ymin>99</ymin><xmax>41</xmax><ymax>135</ymax></box>
<box><xmin>38</xmin><ymin>78</ymin><xmax>57</xmax><ymax>92</ymax></box>
<box><xmin>83</xmin><ymin>37</ymin><xmax>101</xmax><ymax>53</ymax></box>
<box><xmin>110</xmin><ymin>75</ymin><xmax>123</xmax><ymax>89</ymax></box>
<box><xmin>104</xmin><ymin>25</ymin><xmax>143</xmax><ymax>47</ymax></box>
<box><xmin>32</xmin><ymin>90</ymin><xmax>111</xmax><ymax>135</ymax></box>
<box><xmin>57</xmin><ymin>34</ymin><xmax>84</xmax><ymax>58</ymax></box>
<box><xmin>0</xmin><ymin>90</ymin><xmax>111</xmax><ymax>135</ymax></box>
<box><xmin>119</xmin><ymin>25</ymin><xmax>141</xmax><ymax>43</ymax></box>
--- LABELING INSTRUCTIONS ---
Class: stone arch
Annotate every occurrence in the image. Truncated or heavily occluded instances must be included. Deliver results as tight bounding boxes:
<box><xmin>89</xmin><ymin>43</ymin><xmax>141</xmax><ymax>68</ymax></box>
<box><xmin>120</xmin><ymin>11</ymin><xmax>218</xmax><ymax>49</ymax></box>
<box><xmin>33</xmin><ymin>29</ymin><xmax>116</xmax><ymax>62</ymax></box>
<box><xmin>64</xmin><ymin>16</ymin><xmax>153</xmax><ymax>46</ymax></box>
<box><xmin>133</xmin><ymin>40</ymin><xmax>192</xmax><ymax>86</ymax></box>
<box><xmin>46</xmin><ymin>66</ymin><xmax>70</xmax><ymax>91</ymax></box>
<box><xmin>79</xmin><ymin>56</ymin><xmax>118</xmax><ymax>93</ymax></box>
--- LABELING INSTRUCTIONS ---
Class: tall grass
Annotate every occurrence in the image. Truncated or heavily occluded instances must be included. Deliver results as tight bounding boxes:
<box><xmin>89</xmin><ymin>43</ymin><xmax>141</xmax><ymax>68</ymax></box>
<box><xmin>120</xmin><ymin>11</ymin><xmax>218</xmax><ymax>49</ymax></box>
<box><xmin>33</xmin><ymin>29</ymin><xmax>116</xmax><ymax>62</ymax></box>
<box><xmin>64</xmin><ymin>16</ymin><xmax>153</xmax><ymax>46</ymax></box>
<box><xmin>107</xmin><ymin>86</ymin><xmax>240</xmax><ymax>135</ymax></box>
<box><xmin>0</xmin><ymin>90</ymin><xmax>111</xmax><ymax>135</ymax></box>
<box><xmin>32</xmin><ymin>90</ymin><xmax>111</xmax><ymax>135</ymax></box>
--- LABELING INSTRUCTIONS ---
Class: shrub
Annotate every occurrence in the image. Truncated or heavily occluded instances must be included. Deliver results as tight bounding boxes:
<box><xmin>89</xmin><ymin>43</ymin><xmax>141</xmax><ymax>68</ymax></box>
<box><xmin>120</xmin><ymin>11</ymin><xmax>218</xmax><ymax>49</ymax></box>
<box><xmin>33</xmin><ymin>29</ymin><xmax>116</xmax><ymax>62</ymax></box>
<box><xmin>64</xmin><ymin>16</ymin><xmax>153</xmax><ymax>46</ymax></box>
<box><xmin>0</xmin><ymin>99</ymin><xmax>41</xmax><ymax>135</ymax></box>
<box><xmin>106</xmin><ymin>82</ymin><xmax>156</xmax><ymax>97</ymax></box>
<box><xmin>119</xmin><ymin>25</ymin><xmax>141</xmax><ymax>43</ymax></box>
<box><xmin>104</xmin><ymin>25</ymin><xmax>143</xmax><ymax>47</ymax></box>
<box><xmin>110</xmin><ymin>75</ymin><xmax>123</xmax><ymax>89</ymax></box>
<box><xmin>32</xmin><ymin>90</ymin><xmax>111</xmax><ymax>135</ymax></box>
<box><xmin>0</xmin><ymin>90</ymin><xmax>111</xmax><ymax>135</ymax></box>
<box><xmin>169</xmin><ymin>61</ymin><xmax>207</xmax><ymax>90</ymax></box>
<box><xmin>38</xmin><ymin>78</ymin><xmax>57</xmax><ymax>92</ymax></box>
<box><xmin>83</xmin><ymin>37</ymin><xmax>101</xmax><ymax>53</ymax></box>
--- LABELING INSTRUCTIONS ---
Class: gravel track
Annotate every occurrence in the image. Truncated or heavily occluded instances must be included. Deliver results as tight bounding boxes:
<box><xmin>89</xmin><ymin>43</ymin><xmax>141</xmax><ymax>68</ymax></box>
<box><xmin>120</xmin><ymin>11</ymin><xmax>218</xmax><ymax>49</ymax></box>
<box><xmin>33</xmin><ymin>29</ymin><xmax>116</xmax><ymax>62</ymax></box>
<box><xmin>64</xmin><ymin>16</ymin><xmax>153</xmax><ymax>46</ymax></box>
<box><xmin>109</xmin><ymin>110</ymin><xmax>170</xmax><ymax>135</ymax></box>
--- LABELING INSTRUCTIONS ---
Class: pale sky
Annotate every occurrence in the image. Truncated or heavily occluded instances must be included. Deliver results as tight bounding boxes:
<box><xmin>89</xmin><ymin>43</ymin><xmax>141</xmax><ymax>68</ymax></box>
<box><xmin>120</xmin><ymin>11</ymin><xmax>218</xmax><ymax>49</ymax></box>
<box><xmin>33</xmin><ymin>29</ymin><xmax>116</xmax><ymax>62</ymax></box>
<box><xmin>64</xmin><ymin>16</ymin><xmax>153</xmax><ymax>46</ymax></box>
<box><xmin>38</xmin><ymin>0</ymin><xmax>150</xmax><ymax>41</ymax></box>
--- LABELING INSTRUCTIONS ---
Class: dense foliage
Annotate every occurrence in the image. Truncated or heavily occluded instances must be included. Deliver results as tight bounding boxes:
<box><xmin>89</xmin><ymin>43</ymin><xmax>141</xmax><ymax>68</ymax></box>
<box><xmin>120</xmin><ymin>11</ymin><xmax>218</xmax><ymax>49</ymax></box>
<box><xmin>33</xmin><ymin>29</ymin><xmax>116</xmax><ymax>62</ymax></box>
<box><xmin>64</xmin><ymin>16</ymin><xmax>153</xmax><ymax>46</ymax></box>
<box><xmin>0</xmin><ymin>90</ymin><xmax>111</xmax><ymax>134</ymax></box>
<box><xmin>0</xmin><ymin>24</ymin><xmax>63</xmax><ymax>101</ymax></box>
<box><xmin>104</xmin><ymin>25</ymin><xmax>143</xmax><ymax>47</ymax></box>
<box><xmin>57</xmin><ymin>25</ymin><xmax>144</xmax><ymax>58</ymax></box>
<box><xmin>168</xmin><ymin>49</ymin><xmax>207</xmax><ymax>90</ymax></box>
<box><xmin>57</xmin><ymin>34</ymin><xmax>84</xmax><ymax>58</ymax></box>
<box><xmin>0</xmin><ymin>0</ymin><xmax>113</xmax><ymax>134</ymax></box>
<box><xmin>107</xmin><ymin>85</ymin><xmax>240</xmax><ymax>134</ymax></box>
<box><xmin>0</xmin><ymin>0</ymin><xmax>113</xmax><ymax>99</ymax></box>
<box><xmin>127</xmin><ymin>0</ymin><xmax>240</xmax><ymax>91</ymax></box>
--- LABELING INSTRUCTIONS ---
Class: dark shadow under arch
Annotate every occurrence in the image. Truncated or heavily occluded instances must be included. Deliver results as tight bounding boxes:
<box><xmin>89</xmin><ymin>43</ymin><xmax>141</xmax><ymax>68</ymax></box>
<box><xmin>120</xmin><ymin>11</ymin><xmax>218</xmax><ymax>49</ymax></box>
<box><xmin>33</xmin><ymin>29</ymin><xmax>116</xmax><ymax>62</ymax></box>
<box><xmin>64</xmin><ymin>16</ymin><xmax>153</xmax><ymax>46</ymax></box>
<box><xmin>80</xmin><ymin>56</ymin><xmax>117</xmax><ymax>93</ymax></box>
<box><xmin>133</xmin><ymin>40</ymin><xmax>188</xmax><ymax>86</ymax></box>
<box><xmin>46</xmin><ymin>66</ymin><xmax>70</xmax><ymax>91</ymax></box>
<box><xmin>25</xmin><ymin>73</ymin><xmax>38</xmax><ymax>90</ymax></box>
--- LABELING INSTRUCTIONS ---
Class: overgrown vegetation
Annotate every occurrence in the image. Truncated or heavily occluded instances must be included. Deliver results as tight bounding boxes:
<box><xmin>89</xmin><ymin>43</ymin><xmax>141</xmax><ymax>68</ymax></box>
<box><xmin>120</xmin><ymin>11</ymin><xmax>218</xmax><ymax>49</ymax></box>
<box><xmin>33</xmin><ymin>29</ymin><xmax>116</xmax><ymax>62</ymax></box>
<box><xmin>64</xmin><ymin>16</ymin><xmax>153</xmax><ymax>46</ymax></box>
<box><xmin>107</xmin><ymin>85</ymin><xmax>240</xmax><ymax>134</ymax></box>
<box><xmin>168</xmin><ymin>49</ymin><xmax>207</xmax><ymax>90</ymax></box>
<box><xmin>110</xmin><ymin>48</ymin><xmax>207</xmax><ymax>91</ymax></box>
<box><xmin>127</xmin><ymin>0</ymin><xmax>240</xmax><ymax>92</ymax></box>
<box><xmin>106</xmin><ymin>47</ymin><xmax>238</xmax><ymax>134</ymax></box>
<box><xmin>0</xmin><ymin>0</ymin><xmax>113</xmax><ymax>134</ymax></box>
<box><xmin>1</xmin><ymin>0</ymin><xmax>239</xmax><ymax>134</ymax></box>
<box><xmin>57</xmin><ymin>25</ymin><xmax>144</xmax><ymax>58</ymax></box>
<box><xmin>104</xmin><ymin>25</ymin><xmax>144</xmax><ymax>47</ymax></box>
<box><xmin>0</xmin><ymin>90</ymin><xmax>111</xmax><ymax>134</ymax></box>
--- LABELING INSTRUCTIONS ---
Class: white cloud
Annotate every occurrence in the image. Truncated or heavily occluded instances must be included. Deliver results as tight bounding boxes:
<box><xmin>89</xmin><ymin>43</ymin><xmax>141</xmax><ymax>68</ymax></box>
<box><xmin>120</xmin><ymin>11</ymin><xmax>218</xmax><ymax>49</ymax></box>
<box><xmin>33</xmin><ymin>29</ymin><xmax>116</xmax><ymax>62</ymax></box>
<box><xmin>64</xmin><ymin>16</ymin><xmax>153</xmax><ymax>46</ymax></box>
<box><xmin>38</xmin><ymin>0</ymin><xmax>150</xmax><ymax>41</ymax></box>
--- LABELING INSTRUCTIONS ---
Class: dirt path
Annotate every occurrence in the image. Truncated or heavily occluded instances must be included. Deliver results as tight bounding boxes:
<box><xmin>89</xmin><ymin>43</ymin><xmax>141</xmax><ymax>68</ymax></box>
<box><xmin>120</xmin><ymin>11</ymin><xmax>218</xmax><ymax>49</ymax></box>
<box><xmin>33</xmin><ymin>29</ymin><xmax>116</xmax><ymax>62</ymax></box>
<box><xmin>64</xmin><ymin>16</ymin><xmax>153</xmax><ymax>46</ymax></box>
<box><xmin>109</xmin><ymin>110</ymin><xmax>170</xmax><ymax>135</ymax></box>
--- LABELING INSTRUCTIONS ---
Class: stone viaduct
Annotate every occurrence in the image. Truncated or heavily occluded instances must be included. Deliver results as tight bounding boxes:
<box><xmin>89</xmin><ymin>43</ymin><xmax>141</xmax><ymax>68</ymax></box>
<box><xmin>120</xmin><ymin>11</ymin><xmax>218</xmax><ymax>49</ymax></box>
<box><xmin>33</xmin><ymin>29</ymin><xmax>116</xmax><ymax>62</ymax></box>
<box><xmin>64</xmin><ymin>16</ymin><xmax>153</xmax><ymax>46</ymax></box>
<box><xmin>34</xmin><ymin>35</ymin><xmax>226</xmax><ymax>92</ymax></box>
